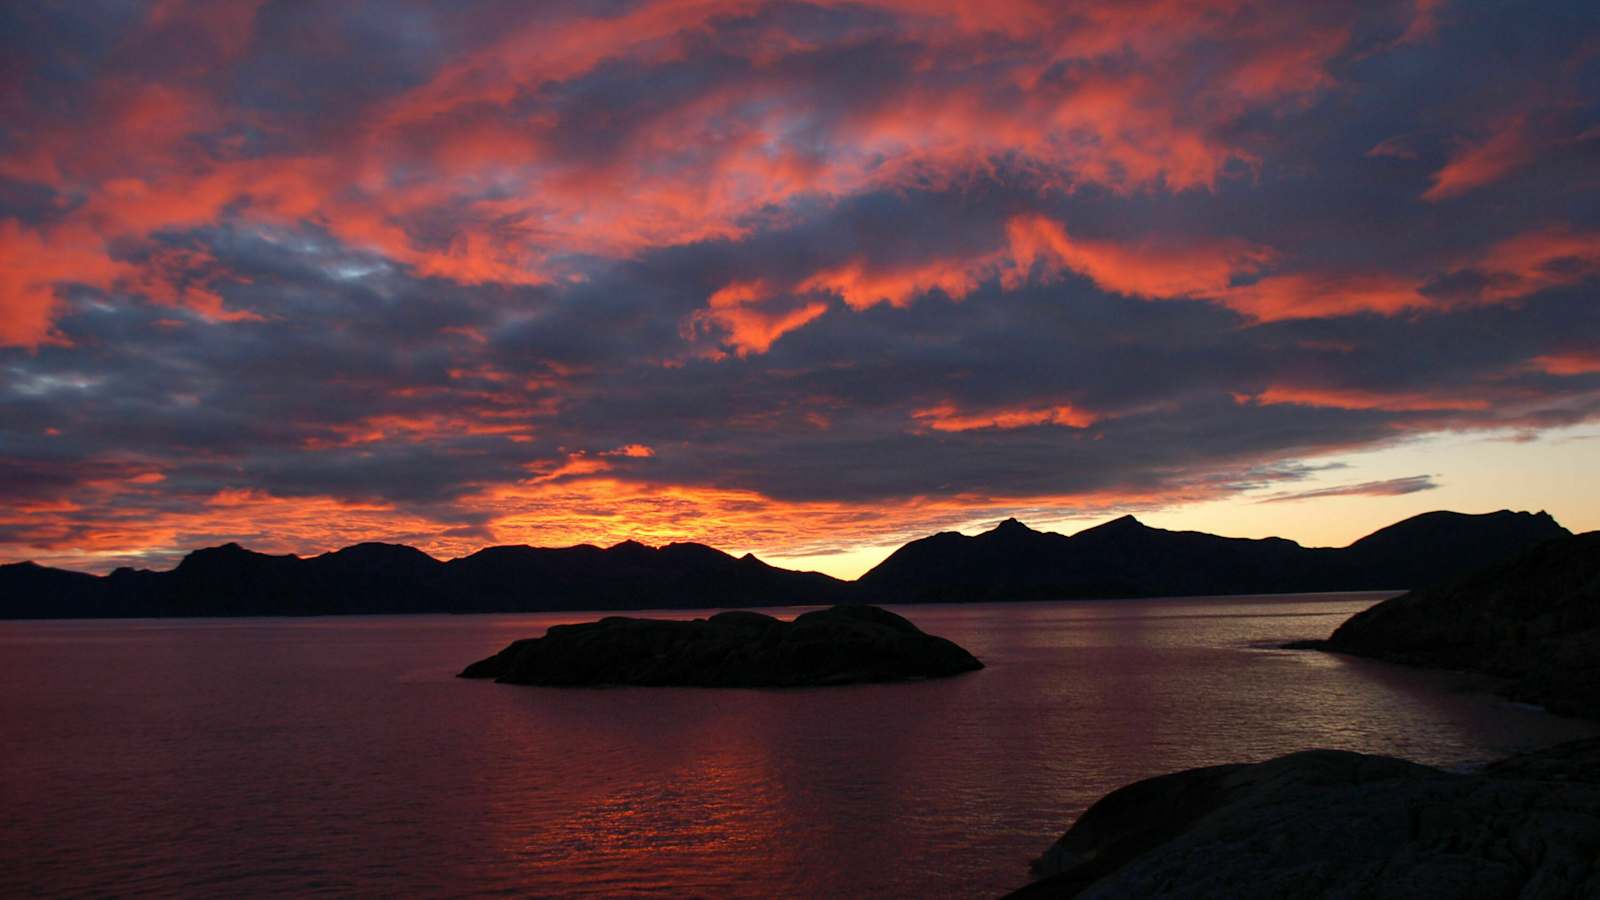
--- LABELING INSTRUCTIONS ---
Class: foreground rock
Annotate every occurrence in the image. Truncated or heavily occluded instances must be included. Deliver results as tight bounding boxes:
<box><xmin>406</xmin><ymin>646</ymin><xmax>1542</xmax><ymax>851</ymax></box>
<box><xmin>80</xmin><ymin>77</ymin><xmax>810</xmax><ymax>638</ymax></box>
<box><xmin>1290</xmin><ymin>531</ymin><xmax>1600</xmax><ymax>717</ymax></box>
<box><xmin>458</xmin><ymin>604</ymin><xmax>983</xmax><ymax>687</ymax></box>
<box><xmin>1009</xmin><ymin>738</ymin><xmax>1600</xmax><ymax>899</ymax></box>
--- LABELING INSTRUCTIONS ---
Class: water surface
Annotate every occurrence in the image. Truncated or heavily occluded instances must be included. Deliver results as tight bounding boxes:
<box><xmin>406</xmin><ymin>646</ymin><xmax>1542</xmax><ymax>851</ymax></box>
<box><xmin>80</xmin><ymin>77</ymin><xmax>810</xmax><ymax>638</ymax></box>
<box><xmin>4</xmin><ymin>594</ymin><xmax>1595</xmax><ymax>897</ymax></box>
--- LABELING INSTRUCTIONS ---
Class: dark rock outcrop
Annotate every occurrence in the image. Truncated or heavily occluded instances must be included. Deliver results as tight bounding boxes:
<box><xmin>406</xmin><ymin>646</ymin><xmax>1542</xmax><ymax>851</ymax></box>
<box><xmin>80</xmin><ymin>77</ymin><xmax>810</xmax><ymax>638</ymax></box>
<box><xmin>1296</xmin><ymin>531</ymin><xmax>1600</xmax><ymax>717</ymax></box>
<box><xmin>855</xmin><ymin>510</ymin><xmax>1568</xmax><ymax>603</ymax></box>
<box><xmin>1010</xmin><ymin>738</ymin><xmax>1600</xmax><ymax>899</ymax></box>
<box><xmin>458</xmin><ymin>604</ymin><xmax>983</xmax><ymax>687</ymax></box>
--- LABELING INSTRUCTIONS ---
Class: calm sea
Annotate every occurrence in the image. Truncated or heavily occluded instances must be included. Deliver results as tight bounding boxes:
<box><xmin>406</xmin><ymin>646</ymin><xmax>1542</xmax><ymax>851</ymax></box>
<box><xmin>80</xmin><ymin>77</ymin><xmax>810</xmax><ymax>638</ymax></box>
<box><xmin>3</xmin><ymin>594</ymin><xmax>1596</xmax><ymax>897</ymax></box>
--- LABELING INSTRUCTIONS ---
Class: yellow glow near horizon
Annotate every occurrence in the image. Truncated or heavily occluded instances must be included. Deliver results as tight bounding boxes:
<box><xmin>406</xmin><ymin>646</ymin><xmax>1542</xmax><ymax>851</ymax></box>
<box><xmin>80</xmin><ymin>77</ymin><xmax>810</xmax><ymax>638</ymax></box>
<box><xmin>771</xmin><ymin>425</ymin><xmax>1600</xmax><ymax>580</ymax></box>
<box><xmin>1141</xmin><ymin>425</ymin><xmax>1599</xmax><ymax>549</ymax></box>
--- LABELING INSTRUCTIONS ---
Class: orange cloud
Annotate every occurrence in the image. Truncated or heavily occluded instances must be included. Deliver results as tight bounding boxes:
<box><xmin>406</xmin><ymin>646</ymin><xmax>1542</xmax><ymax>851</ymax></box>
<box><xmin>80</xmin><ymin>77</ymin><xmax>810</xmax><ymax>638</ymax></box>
<box><xmin>691</xmin><ymin>213</ymin><xmax>1281</xmax><ymax>355</ymax></box>
<box><xmin>798</xmin><ymin>256</ymin><xmax>1003</xmax><ymax>310</ymax></box>
<box><xmin>1005</xmin><ymin>214</ymin><xmax>1274</xmax><ymax>299</ymax></box>
<box><xmin>1532</xmin><ymin>353</ymin><xmax>1600</xmax><ymax>376</ymax></box>
<box><xmin>1245</xmin><ymin>385</ymin><xmax>1490</xmax><ymax>412</ymax></box>
<box><xmin>1216</xmin><ymin>226</ymin><xmax>1600</xmax><ymax>321</ymax></box>
<box><xmin>688</xmin><ymin>280</ymin><xmax>830</xmax><ymax>357</ymax></box>
<box><xmin>299</xmin><ymin>412</ymin><xmax>537</xmax><ymax>450</ymax></box>
<box><xmin>0</xmin><ymin>221</ymin><xmax>124</xmax><ymax>346</ymax></box>
<box><xmin>529</xmin><ymin>454</ymin><xmax>614</xmax><ymax>482</ymax></box>
<box><xmin>1225</xmin><ymin>25</ymin><xmax>1347</xmax><ymax>98</ymax></box>
<box><xmin>1366</xmin><ymin>133</ymin><xmax>1421</xmax><ymax>159</ymax></box>
<box><xmin>912</xmin><ymin>401</ymin><xmax>1098</xmax><ymax>431</ymax></box>
<box><xmin>1217</xmin><ymin>272</ymin><xmax>1429</xmax><ymax>321</ymax></box>
<box><xmin>603</xmin><ymin>444</ymin><xmax>658</xmax><ymax>458</ymax></box>
<box><xmin>1472</xmin><ymin>227</ymin><xmax>1600</xmax><ymax>301</ymax></box>
<box><xmin>120</xmin><ymin>244</ymin><xmax>262</xmax><ymax>322</ymax></box>
<box><xmin>1423</xmin><ymin>119</ymin><xmax>1534</xmax><ymax>201</ymax></box>
<box><xmin>691</xmin><ymin>215</ymin><xmax>1600</xmax><ymax>355</ymax></box>
<box><xmin>1394</xmin><ymin>0</ymin><xmax>1447</xmax><ymax>46</ymax></box>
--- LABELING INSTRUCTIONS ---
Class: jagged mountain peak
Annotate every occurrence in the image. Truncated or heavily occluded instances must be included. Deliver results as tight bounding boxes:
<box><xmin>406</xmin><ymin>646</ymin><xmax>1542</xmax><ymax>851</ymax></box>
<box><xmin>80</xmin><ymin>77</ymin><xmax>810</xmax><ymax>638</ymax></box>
<box><xmin>1076</xmin><ymin>513</ymin><xmax>1149</xmax><ymax>536</ymax></box>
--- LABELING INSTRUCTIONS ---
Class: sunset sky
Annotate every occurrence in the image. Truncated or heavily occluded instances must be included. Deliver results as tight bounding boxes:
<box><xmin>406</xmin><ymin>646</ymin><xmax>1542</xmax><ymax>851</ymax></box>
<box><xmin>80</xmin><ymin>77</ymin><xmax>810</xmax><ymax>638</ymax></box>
<box><xmin>2</xmin><ymin>0</ymin><xmax>1598</xmax><ymax>578</ymax></box>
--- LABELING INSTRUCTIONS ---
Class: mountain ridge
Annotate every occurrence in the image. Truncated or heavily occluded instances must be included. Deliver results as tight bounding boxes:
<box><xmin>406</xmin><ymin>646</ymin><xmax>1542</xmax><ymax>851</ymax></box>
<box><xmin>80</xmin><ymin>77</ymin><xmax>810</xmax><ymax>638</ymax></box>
<box><xmin>0</xmin><ymin>509</ymin><xmax>1573</xmax><ymax>618</ymax></box>
<box><xmin>855</xmin><ymin>509</ymin><xmax>1570</xmax><ymax>602</ymax></box>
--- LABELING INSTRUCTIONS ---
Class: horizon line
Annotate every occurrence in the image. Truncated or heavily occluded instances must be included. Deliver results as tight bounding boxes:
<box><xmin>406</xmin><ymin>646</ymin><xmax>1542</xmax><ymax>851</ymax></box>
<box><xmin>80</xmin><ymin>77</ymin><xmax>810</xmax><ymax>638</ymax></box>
<box><xmin>5</xmin><ymin>506</ymin><xmax>1561</xmax><ymax>580</ymax></box>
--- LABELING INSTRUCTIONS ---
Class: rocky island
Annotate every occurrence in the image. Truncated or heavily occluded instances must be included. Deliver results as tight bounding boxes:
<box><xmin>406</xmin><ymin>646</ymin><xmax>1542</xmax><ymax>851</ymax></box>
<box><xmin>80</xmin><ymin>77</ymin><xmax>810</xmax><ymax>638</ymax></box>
<box><xmin>1008</xmin><ymin>739</ymin><xmax>1600</xmax><ymax>899</ymax></box>
<box><xmin>458</xmin><ymin>604</ymin><xmax>983</xmax><ymax>687</ymax></box>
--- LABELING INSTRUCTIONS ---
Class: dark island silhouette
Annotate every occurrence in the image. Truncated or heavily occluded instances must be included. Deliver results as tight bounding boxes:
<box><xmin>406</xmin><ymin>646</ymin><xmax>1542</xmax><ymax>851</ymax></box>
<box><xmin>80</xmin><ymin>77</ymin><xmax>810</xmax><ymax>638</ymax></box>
<box><xmin>459</xmin><ymin>604</ymin><xmax>982</xmax><ymax>687</ymax></box>
<box><xmin>0</xmin><ymin>508</ymin><xmax>1571</xmax><ymax>618</ymax></box>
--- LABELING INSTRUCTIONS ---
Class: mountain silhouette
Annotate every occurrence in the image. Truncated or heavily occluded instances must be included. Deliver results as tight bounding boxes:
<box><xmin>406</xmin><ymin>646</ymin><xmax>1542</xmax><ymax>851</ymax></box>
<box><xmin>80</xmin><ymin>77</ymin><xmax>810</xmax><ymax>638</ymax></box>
<box><xmin>0</xmin><ymin>509</ymin><xmax>1571</xmax><ymax>618</ymax></box>
<box><xmin>1</xmin><ymin>539</ymin><xmax>850</xmax><ymax>618</ymax></box>
<box><xmin>853</xmin><ymin>509</ymin><xmax>1570</xmax><ymax>603</ymax></box>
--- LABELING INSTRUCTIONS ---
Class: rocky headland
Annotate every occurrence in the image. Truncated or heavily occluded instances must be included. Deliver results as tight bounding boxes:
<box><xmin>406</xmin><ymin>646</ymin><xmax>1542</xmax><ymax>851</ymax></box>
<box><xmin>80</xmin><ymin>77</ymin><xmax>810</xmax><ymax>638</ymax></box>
<box><xmin>1289</xmin><ymin>531</ymin><xmax>1600</xmax><ymax>717</ymax></box>
<box><xmin>458</xmin><ymin>604</ymin><xmax>983</xmax><ymax>687</ymax></box>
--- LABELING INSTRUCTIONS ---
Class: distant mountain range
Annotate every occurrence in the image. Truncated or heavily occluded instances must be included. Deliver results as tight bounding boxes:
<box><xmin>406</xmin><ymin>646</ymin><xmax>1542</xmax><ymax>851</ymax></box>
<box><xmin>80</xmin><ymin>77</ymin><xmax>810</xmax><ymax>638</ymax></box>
<box><xmin>0</xmin><ymin>539</ymin><xmax>847</xmax><ymax>619</ymax></box>
<box><xmin>0</xmin><ymin>509</ymin><xmax>1573</xmax><ymax>618</ymax></box>
<box><xmin>858</xmin><ymin>510</ymin><xmax>1572</xmax><ymax>602</ymax></box>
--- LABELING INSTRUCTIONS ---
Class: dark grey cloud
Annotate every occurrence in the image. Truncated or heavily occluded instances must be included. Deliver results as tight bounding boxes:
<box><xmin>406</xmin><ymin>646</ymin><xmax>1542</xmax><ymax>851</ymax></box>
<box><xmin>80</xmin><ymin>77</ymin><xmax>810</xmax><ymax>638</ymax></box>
<box><xmin>1258</xmin><ymin>474</ymin><xmax>1440</xmax><ymax>504</ymax></box>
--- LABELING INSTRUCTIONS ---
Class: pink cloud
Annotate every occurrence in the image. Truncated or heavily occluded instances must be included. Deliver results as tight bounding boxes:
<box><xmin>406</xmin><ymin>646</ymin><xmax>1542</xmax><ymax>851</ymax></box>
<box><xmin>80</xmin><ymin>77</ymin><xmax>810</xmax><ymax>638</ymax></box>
<box><xmin>1423</xmin><ymin>118</ymin><xmax>1535</xmax><ymax>201</ymax></box>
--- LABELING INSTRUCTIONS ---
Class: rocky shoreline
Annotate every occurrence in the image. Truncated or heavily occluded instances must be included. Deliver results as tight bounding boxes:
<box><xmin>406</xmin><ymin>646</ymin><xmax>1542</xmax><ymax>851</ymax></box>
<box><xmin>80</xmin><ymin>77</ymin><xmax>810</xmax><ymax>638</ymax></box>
<box><xmin>1007</xmin><ymin>739</ymin><xmax>1600</xmax><ymax>899</ymax></box>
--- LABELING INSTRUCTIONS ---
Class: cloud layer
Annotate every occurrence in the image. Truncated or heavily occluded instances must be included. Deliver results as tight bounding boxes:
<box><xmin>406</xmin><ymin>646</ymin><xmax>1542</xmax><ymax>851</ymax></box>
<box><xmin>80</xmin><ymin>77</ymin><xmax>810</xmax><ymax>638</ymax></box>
<box><xmin>2</xmin><ymin>0</ymin><xmax>1598</xmax><ymax>571</ymax></box>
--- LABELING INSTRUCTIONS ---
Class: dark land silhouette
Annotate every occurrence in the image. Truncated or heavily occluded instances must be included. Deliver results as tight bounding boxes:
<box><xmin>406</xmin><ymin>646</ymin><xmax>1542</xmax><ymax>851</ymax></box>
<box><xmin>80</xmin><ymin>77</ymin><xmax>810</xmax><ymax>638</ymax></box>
<box><xmin>0</xmin><ymin>538</ymin><xmax>848</xmax><ymax>618</ymax></box>
<box><xmin>1291</xmin><ymin>530</ymin><xmax>1600</xmax><ymax>718</ymax></box>
<box><xmin>858</xmin><ymin>510</ymin><xmax>1570</xmax><ymax>601</ymax></box>
<box><xmin>1008</xmin><ymin>738</ymin><xmax>1600</xmax><ymax>900</ymax></box>
<box><xmin>0</xmin><ymin>508</ymin><xmax>1572</xmax><ymax>618</ymax></box>
<box><xmin>459</xmin><ymin>604</ymin><xmax>982</xmax><ymax>687</ymax></box>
